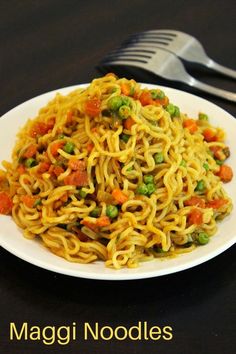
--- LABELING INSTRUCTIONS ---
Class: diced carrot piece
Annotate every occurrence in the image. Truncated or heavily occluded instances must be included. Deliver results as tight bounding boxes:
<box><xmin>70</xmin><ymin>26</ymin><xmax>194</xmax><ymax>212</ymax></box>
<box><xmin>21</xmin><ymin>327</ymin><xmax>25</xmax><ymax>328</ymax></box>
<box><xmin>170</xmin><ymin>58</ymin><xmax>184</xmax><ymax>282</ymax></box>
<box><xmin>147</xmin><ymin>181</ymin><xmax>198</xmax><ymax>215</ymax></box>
<box><xmin>0</xmin><ymin>192</ymin><xmax>13</xmax><ymax>214</ymax></box>
<box><xmin>183</xmin><ymin>119</ymin><xmax>198</xmax><ymax>133</ymax></box>
<box><xmin>47</xmin><ymin>117</ymin><xmax>55</xmax><ymax>129</ymax></box>
<box><xmin>64</xmin><ymin>170</ymin><xmax>88</xmax><ymax>186</ymax></box>
<box><xmin>216</xmin><ymin>165</ymin><xmax>233</xmax><ymax>183</ymax></box>
<box><xmin>203</xmin><ymin>128</ymin><xmax>218</xmax><ymax>142</ymax></box>
<box><xmin>68</xmin><ymin>159</ymin><xmax>86</xmax><ymax>171</ymax></box>
<box><xmin>112</xmin><ymin>188</ymin><xmax>128</xmax><ymax>204</ymax></box>
<box><xmin>23</xmin><ymin>178</ymin><xmax>31</xmax><ymax>184</ymax></box>
<box><xmin>184</xmin><ymin>196</ymin><xmax>205</xmax><ymax>208</ymax></box>
<box><xmin>155</xmin><ymin>96</ymin><xmax>169</xmax><ymax>107</ymax></box>
<box><xmin>30</xmin><ymin>122</ymin><xmax>48</xmax><ymax>137</ymax></box>
<box><xmin>37</xmin><ymin>162</ymin><xmax>51</xmax><ymax>173</ymax></box>
<box><xmin>84</xmin><ymin>98</ymin><xmax>101</xmax><ymax>117</ymax></box>
<box><xmin>21</xmin><ymin>195</ymin><xmax>37</xmax><ymax>208</ymax></box>
<box><xmin>52</xmin><ymin>165</ymin><xmax>64</xmax><ymax>177</ymax></box>
<box><xmin>81</xmin><ymin>219</ymin><xmax>97</xmax><ymax>231</ymax></box>
<box><xmin>81</xmin><ymin>216</ymin><xmax>110</xmax><ymax>229</ymax></box>
<box><xmin>188</xmin><ymin>209</ymin><xmax>203</xmax><ymax>225</ymax></box>
<box><xmin>87</xmin><ymin>143</ymin><xmax>94</xmax><ymax>153</ymax></box>
<box><xmin>23</xmin><ymin>144</ymin><xmax>38</xmax><ymax>158</ymax></box>
<box><xmin>139</xmin><ymin>91</ymin><xmax>153</xmax><ymax>106</ymax></box>
<box><xmin>206</xmin><ymin>199</ymin><xmax>228</xmax><ymax>209</ymax></box>
<box><xmin>96</xmin><ymin>216</ymin><xmax>111</xmax><ymax>227</ymax></box>
<box><xmin>209</xmin><ymin>146</ymin><xmax>224</xmax><ymax>160</ymax></box>
<box><xmin>50</xmin><ymin>141</ymin><xmax>65</xmax><ymax>157</ymax></box>
<box><xmin>30</xmin><ymin>118</ymin><xmax>55</xmax><ymax>137</ymax></box>
<box><xmin>54</xmin><ymin>200</ymin><xmax>63</xmax><ymax>209</ymax></box>
<box><xmin>17</xmin><ymin>164</ymin><xmax>26</xmax><ymax>175</ymax></box>
<box><xmin>124</xmin><ymin>117</ymin><xmax>135</xmax><ymax>130</ymax></box>
<box><xmin>60</xmin><ymin>193</ymin><xmax>68</xmax><ymax>203</ymax></box>
<box><xmin>120</xmin><ymin>83</ymin><xmax>131</xmax><ymax>96</ymax></box>
<box><xmin>66</xmin><ymin>111</ymin><xmax>74</xmax><ymax>124</ymax></box>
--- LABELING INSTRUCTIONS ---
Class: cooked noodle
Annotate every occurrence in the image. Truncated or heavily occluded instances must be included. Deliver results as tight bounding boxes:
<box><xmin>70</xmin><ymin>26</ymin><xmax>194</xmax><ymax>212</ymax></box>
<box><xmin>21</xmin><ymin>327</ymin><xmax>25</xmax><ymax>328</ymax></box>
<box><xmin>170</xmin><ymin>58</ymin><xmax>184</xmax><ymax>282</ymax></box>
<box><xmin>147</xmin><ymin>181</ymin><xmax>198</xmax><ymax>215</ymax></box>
<box><xmin>0</xmin><ymin>74</ymin><xmax>233</xmax><ymax>268</ymax></box>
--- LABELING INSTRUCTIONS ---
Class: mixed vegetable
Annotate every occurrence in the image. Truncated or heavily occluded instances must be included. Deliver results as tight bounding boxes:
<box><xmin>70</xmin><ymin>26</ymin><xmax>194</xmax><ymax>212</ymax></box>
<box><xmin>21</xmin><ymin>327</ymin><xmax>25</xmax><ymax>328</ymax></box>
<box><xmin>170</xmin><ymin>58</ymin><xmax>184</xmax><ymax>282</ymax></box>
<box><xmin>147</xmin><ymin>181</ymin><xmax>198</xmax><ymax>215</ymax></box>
<box><xmin>0</xmin><ymin>74</ymin><xmax>233</xmax><ymax>253</ymax></box>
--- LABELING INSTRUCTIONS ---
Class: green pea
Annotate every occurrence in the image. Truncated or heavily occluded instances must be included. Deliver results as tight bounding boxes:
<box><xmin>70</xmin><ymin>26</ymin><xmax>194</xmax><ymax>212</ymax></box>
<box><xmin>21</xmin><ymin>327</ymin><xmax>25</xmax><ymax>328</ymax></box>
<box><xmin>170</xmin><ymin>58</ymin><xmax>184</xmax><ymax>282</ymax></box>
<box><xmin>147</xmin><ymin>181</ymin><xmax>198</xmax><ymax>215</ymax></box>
<box><xmin>184</xmin><ymin>242</ymin><xmax>193</xmax><ymax>248</ymax></box>
<box><xmin>197</xmin><ymin>232</ymin><xmax>209</xmax><ymax>245</ymax></box>
<box><xmin>118</xmin><ymin>105</ymin><xmax>131</xmax><ymax>119</ymax></box>
<box><xmin>166</xmin><ymin>104</ymin><xmax>180</xmax><ymax>117</ymax></box>
<box><xmin>79</xmin><ymin>188</ymin><xmax>87</xmax><ymax>198</ymax></box>
<box><xmin>216</xmin><ymin>159</ymin><xmax>224</xmax><ymax>165</ymax></box>
<box><xmin>174</xmin><ymin>106</ymin><xmax>180</xmax><ymax>117</ymax></box>
<box><xmin>144</xmin><ymin>175</ymin><xmax>154</xmax><ymax>184</ymax></box>
<box><xmin>63</xmin><ymin>141</ymin><xmax>75</xmax><ymax>154</ymax></box>
<box><xmin>155</xmin><ymin>246</ymin><xmax>166</xmax><ymax>253</ymax></box>
<box><xmin>195</xmin><ymin>180</ymin><xmax>205</xmax><ymax>192</ymax></box>
<box><xmin>198</xmin><ymin>113</ymin><xmax>209</xmax><ymax>121</ymax></box>
<box><xmin>180</xmin><ymin>159</ymin><xmax>187</xmax><ymax>167</ymax></box>
<box><xmin>106</xmin><ymin>205</ymin><xmax>119</xmax><ymax>218</ymax></box>
<box><xmin>136</xmin><ymin>183</ymin><xmax>149</xmax><ymax>195</ymax></box>
<box><xmin>120</xmin><ymin>134</ymin><xmax>130</xmax><ymax>143</ymax></box>
<box><xmin>33</xmin><ymin>199</ymin><xmax>42</xmax><ymax>207</ymax></box>
<box><xmin>166</xmin><ymin>104</ymin><xmax>175</xmax><ymax>116</ymax></box>
<box><xmin>146</xmin><ymin>183</ymin><xmax>156</xmax><ymax>195</ymax></box>
<box><xmin>150</xmin><ymin>89</ymin><xmax>165</xmax><ymax>99</ymax></box>
<box><xmin>58</xmin><ymin>134</ymin><xmax>65</xmax><ymax>139</ymax></box>
<box><xmin>67</xmin><ymin>222</ymin><xmax>80</xmax><ymax>231</ymax></box>
<box><xmin>90</xmin><ymin>207</ymin><xmax>101</xmax><ymax>217</ymax></box>
<box><xmin>58</xmin><ymin>223</ymin><xmax>67</xmax><ymax>230</ymax></box>
<box><xmin>25</xmin><ymin>158</ymin><xmax>37</xmax><ymax>168</ymax></box>
<box><xmin>107</xmin><ymin>96</ymin><xmax>124</xmax><ymax>111</ymax></box>
<box><xmin>203</xmin><ymin>163</ymin><xmax>209</xmax><ymax>171</ymax></box>
<box><xmin>154</xmin><ymin>152</ymin><xmax>164</xmax><ymax>164</ymax></box>
<box><xmin>130</xmin><ymin>86</ymin><xmax>135</xmax><ymax>96</ymax></box>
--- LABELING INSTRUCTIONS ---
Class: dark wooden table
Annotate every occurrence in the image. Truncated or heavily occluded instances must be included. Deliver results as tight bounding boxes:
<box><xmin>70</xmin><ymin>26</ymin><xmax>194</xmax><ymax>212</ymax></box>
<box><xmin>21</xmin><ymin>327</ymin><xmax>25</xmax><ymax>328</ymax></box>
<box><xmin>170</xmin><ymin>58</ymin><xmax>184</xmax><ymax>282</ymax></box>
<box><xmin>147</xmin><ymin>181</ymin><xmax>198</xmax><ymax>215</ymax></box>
<box><xmin>1</xmin><ymin>1</ymin><xmax>235</xmax><ymax>353</ymax></box>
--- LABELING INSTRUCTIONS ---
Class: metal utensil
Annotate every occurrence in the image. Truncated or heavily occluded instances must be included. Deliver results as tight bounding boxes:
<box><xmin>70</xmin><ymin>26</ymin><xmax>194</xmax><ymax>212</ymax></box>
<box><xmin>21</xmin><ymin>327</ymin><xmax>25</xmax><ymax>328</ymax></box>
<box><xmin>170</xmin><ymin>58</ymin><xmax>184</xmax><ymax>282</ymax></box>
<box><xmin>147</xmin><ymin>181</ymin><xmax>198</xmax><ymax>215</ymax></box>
<box><xmin>101</xmin><ymin>46</ymin><xmax>236</xmax><ymax>102</ymax></box>
<box><xmin>124</xmin><ymin>29</ymin><xmax>236</xmax><ymax>79</ymax></box>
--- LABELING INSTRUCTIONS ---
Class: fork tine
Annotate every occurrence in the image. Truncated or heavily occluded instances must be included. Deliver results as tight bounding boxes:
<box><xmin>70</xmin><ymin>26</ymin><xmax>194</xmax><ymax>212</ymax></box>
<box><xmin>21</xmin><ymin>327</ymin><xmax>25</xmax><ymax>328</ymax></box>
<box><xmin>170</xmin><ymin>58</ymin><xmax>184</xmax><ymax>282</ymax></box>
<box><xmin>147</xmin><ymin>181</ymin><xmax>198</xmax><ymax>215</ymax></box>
<box><xmin>104</xmin><ymin>48</ymin><xmax>152</xmax><ymax>62</ymax></box>
<box><xmin>140</xmin><ymin>29</ymin><xmax>178</xmax><ymax>36</ymax></box>
<box><xmin>102</xmin><ymin>51</ymin><xmax>149</xmax><ymax>64</ymax></box>
<box><xmin>101</xmin><ymin>45</ymin><xmax>155</xmax><ymax>63</ymax></box>
<box><xmin>127</xmin><ymin>34</ymin><xmax>174</xmax><ymax>40</ymax></box>
<box><xmin>123</xmin><ymin>38</ymin><xmax>171</xmax><ymax>47</ymax></box>
<box><xmin>122</xmin><ymin>33</ymin><xmax>175</xmax><ymax>47</ymax></box>
<box><xmin>101</xmin><ymin>57</ymin><xmax>148</xmax><ymax>66</ymax></box>
<box><xmin>126</xmin><ymin>30</ymin><xmax>177</xmax><ymax>41</ymax></box>
<box><xmin>123</xmin><ymin>37</ymin><xmax>171</xmax><ymax>47</ymax></box>
<box><xmin>109</xmin><ymin>47</ymin><xmax>156</xmax><ymax>55</ymax></box>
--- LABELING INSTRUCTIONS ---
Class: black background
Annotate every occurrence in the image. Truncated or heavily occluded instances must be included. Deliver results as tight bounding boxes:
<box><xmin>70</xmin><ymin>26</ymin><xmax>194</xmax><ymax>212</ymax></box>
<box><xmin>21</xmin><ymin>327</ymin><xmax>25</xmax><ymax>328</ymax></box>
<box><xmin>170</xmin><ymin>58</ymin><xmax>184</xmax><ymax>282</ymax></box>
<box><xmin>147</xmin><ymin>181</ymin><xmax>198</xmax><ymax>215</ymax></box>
<box><xmin>0</xmin><ymin>1</ymin><xmax>235</xmax><ymax>353</ymax></box>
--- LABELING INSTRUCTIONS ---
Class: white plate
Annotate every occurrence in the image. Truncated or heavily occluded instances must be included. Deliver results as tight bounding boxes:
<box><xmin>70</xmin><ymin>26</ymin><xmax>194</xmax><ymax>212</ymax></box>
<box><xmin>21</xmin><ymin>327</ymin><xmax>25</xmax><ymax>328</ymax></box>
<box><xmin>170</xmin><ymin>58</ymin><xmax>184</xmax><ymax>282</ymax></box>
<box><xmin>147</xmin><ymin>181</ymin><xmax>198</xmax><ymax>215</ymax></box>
<box><xmin>0</xmin><ymin>84</ymin><xmax>236</xmax><ymax>280</ymax></box>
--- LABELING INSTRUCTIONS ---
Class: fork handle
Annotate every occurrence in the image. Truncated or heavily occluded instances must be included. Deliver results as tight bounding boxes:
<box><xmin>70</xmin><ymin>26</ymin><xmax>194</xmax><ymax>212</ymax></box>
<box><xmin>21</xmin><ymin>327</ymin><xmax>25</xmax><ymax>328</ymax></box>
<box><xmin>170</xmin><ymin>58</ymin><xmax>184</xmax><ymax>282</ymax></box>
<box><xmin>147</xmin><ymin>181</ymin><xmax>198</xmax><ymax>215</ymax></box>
<box><xmin>207</xmin><ymin>60</ymin><xmax>236</xmax><ymax>79</ymax></box>
<box><xmin>189</xmin><ymin>77</ymin><xmax>236</xmax><ymax>102</ymax></box>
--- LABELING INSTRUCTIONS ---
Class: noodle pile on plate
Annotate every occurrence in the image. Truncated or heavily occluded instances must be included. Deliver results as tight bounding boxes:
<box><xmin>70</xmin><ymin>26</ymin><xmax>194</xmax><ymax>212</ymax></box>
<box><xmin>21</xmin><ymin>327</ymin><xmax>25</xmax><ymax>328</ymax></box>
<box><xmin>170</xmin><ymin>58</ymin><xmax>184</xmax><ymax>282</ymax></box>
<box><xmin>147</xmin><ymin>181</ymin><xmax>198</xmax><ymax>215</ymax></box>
<box><xmin>0</xmin><ymin>74</ymin><xmax>233</xmax><ymax>269</ymax></box>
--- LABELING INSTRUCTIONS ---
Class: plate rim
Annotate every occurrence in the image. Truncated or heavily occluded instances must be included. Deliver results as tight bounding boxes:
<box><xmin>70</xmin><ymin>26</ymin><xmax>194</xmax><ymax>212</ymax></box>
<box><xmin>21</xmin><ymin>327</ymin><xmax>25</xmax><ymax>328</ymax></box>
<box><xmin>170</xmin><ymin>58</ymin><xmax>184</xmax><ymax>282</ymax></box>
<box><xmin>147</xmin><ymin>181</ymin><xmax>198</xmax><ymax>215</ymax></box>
<box><xmin>0</xmin><ymin>83</ymin><xmax>235</xmax><ymax>280</ymax></box>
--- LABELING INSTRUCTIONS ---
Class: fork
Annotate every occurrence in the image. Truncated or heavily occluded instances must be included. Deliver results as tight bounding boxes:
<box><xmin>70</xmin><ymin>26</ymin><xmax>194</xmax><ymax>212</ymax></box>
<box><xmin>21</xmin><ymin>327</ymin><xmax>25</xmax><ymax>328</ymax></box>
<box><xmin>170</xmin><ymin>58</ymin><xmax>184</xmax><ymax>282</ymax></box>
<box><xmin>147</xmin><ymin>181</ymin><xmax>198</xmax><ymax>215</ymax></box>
<box><xmin>101</xmin><ymin>46</ymin><xmax>236</xmax><ymax>102</ymax></box>
<box><xmin>124</xmin><ymin>30</ymin><xmax>236</xmax><ymax>79</ymax></box>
